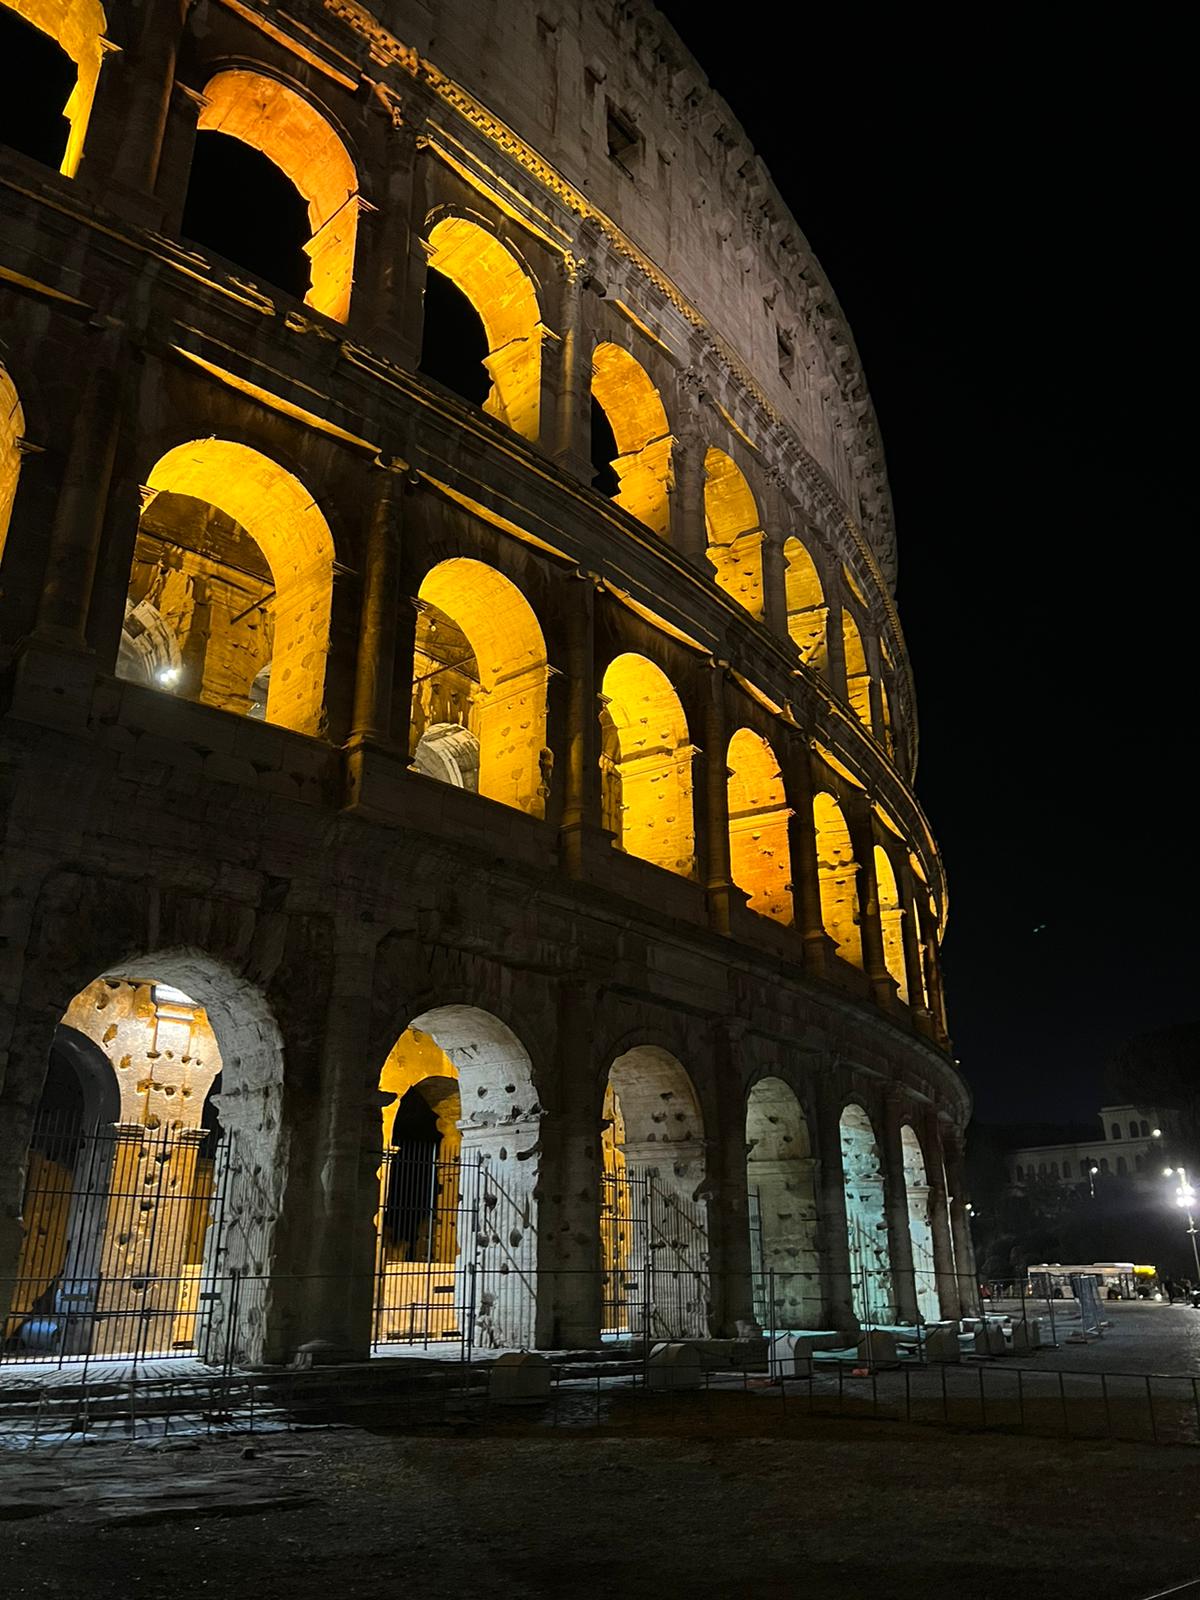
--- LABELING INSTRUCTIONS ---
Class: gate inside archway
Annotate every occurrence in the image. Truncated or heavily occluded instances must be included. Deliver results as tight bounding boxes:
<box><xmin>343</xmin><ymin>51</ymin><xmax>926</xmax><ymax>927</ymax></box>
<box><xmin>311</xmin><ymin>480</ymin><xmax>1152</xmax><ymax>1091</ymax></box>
<box><xmin>746</xmin><ymin>1078</ymin><xmax>821</xmax><ymax>1330</ymax></box>
<box><xmin>373</xmin><ymin>1007</ymin><xmax>541</xmax><ymax>1352</ymax></box>
<box><xmin>601</xmin><ymin>1047</ymin><xmax>709</xmax><ymax>1340</ymax></box>
<box><xmin>839</xmin><ymin>1103</ymin><xmax>895</xmax><ymax>1325</ymax></box>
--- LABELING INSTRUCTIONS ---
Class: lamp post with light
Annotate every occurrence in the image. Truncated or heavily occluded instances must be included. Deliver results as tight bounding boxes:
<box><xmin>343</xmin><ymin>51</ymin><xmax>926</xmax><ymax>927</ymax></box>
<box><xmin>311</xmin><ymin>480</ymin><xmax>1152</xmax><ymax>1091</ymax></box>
<box><xmin>1164</xmin><ymin>1165</ymin><xmax>1200</xmax><ymax>1282</ymax></box>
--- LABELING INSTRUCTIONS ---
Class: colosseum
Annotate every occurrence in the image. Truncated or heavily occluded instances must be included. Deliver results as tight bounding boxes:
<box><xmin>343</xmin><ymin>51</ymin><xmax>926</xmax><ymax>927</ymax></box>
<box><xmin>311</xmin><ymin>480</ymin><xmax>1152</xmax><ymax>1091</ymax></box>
<box><xmin>0</xmin><ymin>0</ymin><xmax>977</xmax><ymax>1368</ymax></box>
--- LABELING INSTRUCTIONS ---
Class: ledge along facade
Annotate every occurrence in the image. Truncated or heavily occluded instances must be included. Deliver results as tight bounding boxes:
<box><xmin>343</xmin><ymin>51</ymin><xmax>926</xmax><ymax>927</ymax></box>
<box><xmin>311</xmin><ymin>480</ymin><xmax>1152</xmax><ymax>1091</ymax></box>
<box><xmin>0</xmin><ymin>0</ymin><xmax>977</xmax><ymax>1365</ymax></box>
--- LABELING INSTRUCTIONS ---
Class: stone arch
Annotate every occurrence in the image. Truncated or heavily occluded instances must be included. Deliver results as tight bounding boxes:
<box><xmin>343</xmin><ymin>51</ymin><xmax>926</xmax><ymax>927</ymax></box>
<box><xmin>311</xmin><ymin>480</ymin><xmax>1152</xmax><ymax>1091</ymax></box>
<box><xmin>375</xmin><ymin>1004</ymin><xmax>541</xmax><ymax>1349</ymax></box>
<box><xmin>839</xmin><ymin>1102</ymin><xmax>893</xmax><ymax>1324</ymax></box>
<box><xmin>726</xmin><ymin>727</ymin><xmax>792</xmax><ymax>924</ymax></box>
<box><xmin>841</xmin><ymin>610</ymin><xmax>872</xmax><ymax>730</ymax></box>
<box><xmin>603</xmin><ymin>1045</ymin><xmax>709</xmax><ymax>1339</ymax></box>
<box><xmin>901</xmin><ymin>1124</ymin><xmax>938</xmax><ymax>1321</ymax></box>
<box><xmin>424</xmin><ymin>215</ymin><xmax>542</xmax><ymax>442</ymax></box>
<box><xmin>873</xmin><ymin>845</ymin><xmax>907</xmax><ymax>1001</ymax></box>
<box><xmin>411</xmin><ymin>558</ymin><xmax>549</xmax><ymax>817</ymax></box>
<box><xmin>1</xmin><ymin>0</ymin><xmax>107</xmax><ymax>176</ymax></box>
<box><xmin>0</xmin><ymin>360</ymin><xmax>24</xmax><ymax>567</ymax></box>
<box><xmin>813</xmin><ymin>791</ymin><xmax>862</xmax><ymax>968</ymax></box>
<box><xmin>599</xmin><ymin>652</ymin><xmax>695</xmax><ymax>877</ymax></box>
<box><xmin>119</xmin><ymin>439</ymin><xmax>335</xmax><ymax>738</ymax></box>
<box><xmin>590</xmin><ymin>343</ymin><xmax>672</xmax><ymax>534</ymax></box>
<box><xmin>746</xmin><ymin>1076</ymin><xmax>819</xmax><ymax>1329</ymax></box>
<box><xmin>194</xmin><ymin>69</ymin><xmax>359</xmax><ymax>322</ymax></box>
<box><xmin>783</xmin><ymin>535</ymin><xmax>827</xmax><ymax>671</ymax></box>
<box><xmin>8</xmin><ymin>951</ymin><xmax>287</xmax><ymax>1365</ymax></box>
<box><xmin>703</xmin><ymin>447</ymin><xmax>764</xmax><ymax>616</ymax></box>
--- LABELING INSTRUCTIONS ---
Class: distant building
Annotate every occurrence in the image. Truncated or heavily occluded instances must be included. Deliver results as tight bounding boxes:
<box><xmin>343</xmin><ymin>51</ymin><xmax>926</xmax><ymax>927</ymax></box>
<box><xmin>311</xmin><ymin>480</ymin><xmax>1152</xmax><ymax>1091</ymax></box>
<box><xmin>1007</xmin><ymin>1106</ymin><xmax>1172</xmax><ymax>1189</ymax></box>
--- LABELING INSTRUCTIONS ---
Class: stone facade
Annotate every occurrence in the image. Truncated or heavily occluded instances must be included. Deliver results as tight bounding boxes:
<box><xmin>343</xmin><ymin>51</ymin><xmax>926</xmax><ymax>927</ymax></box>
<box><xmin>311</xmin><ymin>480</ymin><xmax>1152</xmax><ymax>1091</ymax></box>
<box><xmin>0</xmin><ymin>0</ymin><xmax>976</xmax><ymax>1364</ymax></box>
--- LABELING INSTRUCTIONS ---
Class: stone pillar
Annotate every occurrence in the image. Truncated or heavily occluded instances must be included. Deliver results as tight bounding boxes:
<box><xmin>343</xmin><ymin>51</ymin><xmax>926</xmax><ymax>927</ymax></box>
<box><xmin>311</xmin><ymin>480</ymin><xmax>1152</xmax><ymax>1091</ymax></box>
<box><xmin>925</xmin><ymin>1118</ymin><xmax>961</xmax><ymax>1322</ymax></box>
<box><xmin>758</xmin><ymin>475</ymin><xmax>790</xmax><ymax>639</ymax></box>
<box><xmin>916</xmin><ymin>897</ymin><xmax>950</xmax><ymax>1047</ymax></box>
<box><xmin>669</xmin><ymin>427</ymin><xmax>708</xmax><ymax>566</ymax></box>
<box><xmin>154</xmin><ymin>82</ymin><xmax>206</xmax><ymax>237</ymax></box>
<box><xmin>707</xmin><ymin>1026</ymin><xmax>756</xmax><ymax>1338</ymax></box>
<box><xmin>881</xmin><ymin>1091</ymin><xmax>920</xmax><ymax>1324</ymax></box>
<box><xmin>900</xmin><ymin>865</ymin><xmax>935</xmax><ymax>1037</ymax></box>
<box><xmin>813</xmin><ymin>1080</ymin><xmax>858</xmax><ymax>1335</ymax></box>
<box><xmin>782</xmin><ymin>735</ymin><xmax>829</xmax><ymax>977</ymax></box>
<box><xmin>700</xmin><ymin>665</ymin><xmax>738</xmax><ymax>934</ymax></box>
<box><xmin>559</xmin><ymin>574</ymin><xmax>602</xmax><ymax>875</ymax></box>
<box><xmin>346</xmin><ymin>113</ymin><xmax>422</xmax><ymax>365</ymax></box>
<box><xmin>943</xmin><ymin>1124</ymin><xmax>980</xmax><ymax>1316</ymax></box>
<box><xmin>845</xmin><ymin>793</ymin><xmax>896</xmax><ymax>1010</ymax></box>
<box><xmin>348</xmin><ymin>466</ymin><xmax>401</xmax><ymax>746</ymax></box>
<box><xmin>541</xmin><ymin>980</ymin><xmax>603</xmax><ymax>1346</ymax></box>
<box><xmin>542</xmin><ymin>259</ymin><xmax>591</xmax><ymax>480</ymax></box>
<box><xmin>825</xmin><ymin>578</ymin><xmax>848</xmax><ymax>701</ymax></box>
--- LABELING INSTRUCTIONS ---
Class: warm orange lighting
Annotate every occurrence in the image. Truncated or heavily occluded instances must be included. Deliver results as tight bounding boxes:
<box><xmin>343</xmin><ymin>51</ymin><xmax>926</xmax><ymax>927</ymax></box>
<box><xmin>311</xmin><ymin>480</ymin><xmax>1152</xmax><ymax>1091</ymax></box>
<box><xmin>426</xmin><ymin>216</ymin><xmax>542</xmax><ymax>441</ymax></box>
<box><xmin>873</xmin><ymin>844</ymin><xmax>907</xmax><ymax>1001</ymax></box>
<box><xmin>600</xmin><ymin>653</ymin><xmax>695</xmax><ymax>877</ymax></box>
<box><xmin>703</xmin><ymin>447</ymin><xmax>764</xmax><ymax>617</ymax></box>
<box><xmin>198</xmin><ymin>70</ymin><xmax>359</xmax><ymax>322</ymax></box>
<box><xmin>783</xmin><ymin>535</ymin><xmax>827</xmax><ymax>670</ymax></box>
<box><xmin>590</xmin><ymin>343</ymin><xmax>672</xmax><ymax>535</ymax></box>
<box><xmin>726</xmin><ymin>727</ymin><xmax>792</xmax><ymax>924</ymax></box>
<box><xmin>841</xmin><ymin>609</ymin><xmax>872</xmax><ymax>731</ymax></box>
<box><xmin>6</xmin><ymin>0</ymin><xmax>107</xmax><ymax>177</ymax></box>
<box><xmin>0</xmin><ymin>362</ymin><xmax>24</xmax><ymax>566</ymax></box>
<box><xmin>813</xmin><ymin>790</ymin><xmax>862</xmax><ymax>968</ymax></box>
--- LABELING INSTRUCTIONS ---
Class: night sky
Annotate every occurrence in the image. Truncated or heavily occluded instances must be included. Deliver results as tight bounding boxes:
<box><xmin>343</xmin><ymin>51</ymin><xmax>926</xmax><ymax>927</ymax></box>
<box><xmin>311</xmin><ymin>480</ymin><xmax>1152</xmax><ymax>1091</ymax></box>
<box><xmin>659</xmin><ymin>10</ymin><xmax>1193</xmax><ymax>1124</ymax></box>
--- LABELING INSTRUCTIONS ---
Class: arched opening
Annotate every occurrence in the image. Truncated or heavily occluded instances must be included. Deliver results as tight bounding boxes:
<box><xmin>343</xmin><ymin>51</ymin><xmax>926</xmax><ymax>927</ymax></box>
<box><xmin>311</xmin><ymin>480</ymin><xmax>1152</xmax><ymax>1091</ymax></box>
<box><xmin>8</xmin><ymin>960</ymin><xmax>283</xmax><ymax>1365</ymax></box>
<box><xmin>602</xmin><ymin>1046</ymin><xmax>708</xmax><ymax>1339</ymax></box>
<box><xmin>419</xmin><ymin>268</ymin><xmax>492</xmax><ymax>407</ymax></box>
<box><xmin>117</xmin><ymin>440</ymin><xmax>335</xmax><ymax>738</ymax></box>
<box><xmin>841</xmin><ymin>611</ymin><xmax>872</xmax><ymax>731</ymax></box>
<box><xmin>878</xmin><ymin>679</ymin><xmax>894</xmax><ymax>756</ymax></box>
<box><xmin>703</xmin><ymin>447</ymin><xmax>764</xmax><ymax>616</ymax></box>
<box><xmin>909</xmin><ymin>896</ymin><xmax>930</xmax><ymax>1009</ymax></box>
<box><xmin>783</xmin><ymin>536</ymin><xmax>827</xmax><ymax>671</ymax></box>
<box><xmin>183</xmin><ymin>71</ymin><xmax>359</xmax><ymax>321</ymax></box>
<box><xmin>589</xmin><ymin>344</ymin><xmax>672</xmax><ymax>535</ymax></box>
<box><xmin>0</xmin><ymin>0</ymin><xmax>106</xmax><ymax>177</ymax></box>
<box><xmin>423</xmin><ymin>218</ymin><xmax>542</xmax><ymax>442</ymax></box>
<box><xmin>901</xmin><ymin>1126</ymin><xmax>938</xmax><ymax>1321</ymax></box>
<box><xmin>599</xmin><ymin>653</ymin><xmax>695</xmax><ymax>877</ymax></box>
<box><xmin>813</xmin><ymin>792</ymin><xmax>862</xmax><ymax>968</ymax></box>
<box><xmin>840</xmin><ymin>1104</ymin><xmax>893</xmax><ymax>1324</ymax></box>
<box><xmin>0</xmin><ymin>361</ymin><xmax>24</xmax><ymax>568</ymax></box>
<box><xmin>374</xmin><ymin>1007</ymin><xmax>540</xmax><ymax>1350</ymax></box>
<box><xmin>873</xmin><ymin>846</ymin><xmax>907</xmax><ymax>1001</ymax></box>
<box><xmin>410</xmin><ymin>559</ymin><xmax>549</xmax><ymax>817</ymax></box>
<box><xmin>726</xmin><ymin>728</ymin><xmax>792</xmax><ymax>924</ymax></box>
<box><xmin>746</xmin><ymin>1078</ymin><xmax>820</xmax><ymax>1330</ymax></box>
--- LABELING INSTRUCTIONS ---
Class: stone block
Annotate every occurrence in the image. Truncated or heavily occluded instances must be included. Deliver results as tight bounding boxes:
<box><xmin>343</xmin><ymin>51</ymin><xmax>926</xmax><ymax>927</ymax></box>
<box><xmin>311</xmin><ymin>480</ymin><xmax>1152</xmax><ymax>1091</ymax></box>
<box><xmin>922</xmin><ymin>1324</ymin><xmax>961</xmax><ymax>1363</ymax></box>
<box><xmin>856</xmin><ymin>1329</ymin><xmax>900</xmax><ymax>1368</ymax></box>
<box><xmin>488</xmin><ymin>1351</ymin><xmax>552</xmax><ymax>1403</ymax></box>
<box><xmin>1009</xmin><ymin>1320</ymin><xmax>1040</xmax><ymax>1355</ymax></box>
<box><xmin>769</xmin><ymin>1334</ymin><xmax>812</xmax><ymax>1378</ymax></box>
<box><xmin>647</xmin><ymin>1342</ymin><xmax>703</xmax><ymax>1391</ymax></box>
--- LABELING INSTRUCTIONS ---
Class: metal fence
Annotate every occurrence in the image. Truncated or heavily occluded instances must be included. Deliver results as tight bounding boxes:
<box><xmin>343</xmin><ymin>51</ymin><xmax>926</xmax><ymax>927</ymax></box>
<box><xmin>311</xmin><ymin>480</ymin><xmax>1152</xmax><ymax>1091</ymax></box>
<box><xmin>601</xmin><ymin>1169</ymin><xmax>709</xmax><ymax>1339</ymax></box>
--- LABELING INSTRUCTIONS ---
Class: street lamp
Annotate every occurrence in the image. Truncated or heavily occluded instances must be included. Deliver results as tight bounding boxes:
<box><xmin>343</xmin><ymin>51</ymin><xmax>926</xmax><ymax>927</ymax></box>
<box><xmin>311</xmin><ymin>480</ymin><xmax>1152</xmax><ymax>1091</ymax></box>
<box><xmin>1166</xmin><ymin>1166</ymin><xmax>1200</xmax><ymax>1281</ymax></box>
<box><xmin>1087</xmin><ymin>1163</ymin><xmax>1099</xmax><ymax>1198</ymax></box>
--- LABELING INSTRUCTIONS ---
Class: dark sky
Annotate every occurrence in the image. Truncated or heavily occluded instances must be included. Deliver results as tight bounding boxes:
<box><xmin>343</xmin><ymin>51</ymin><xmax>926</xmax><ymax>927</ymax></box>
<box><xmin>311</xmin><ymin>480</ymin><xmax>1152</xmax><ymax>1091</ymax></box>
<box><xmin>658</xmin><ymin>9</ymin><xmax>1194</xmax><ymax>1123</ymax></box>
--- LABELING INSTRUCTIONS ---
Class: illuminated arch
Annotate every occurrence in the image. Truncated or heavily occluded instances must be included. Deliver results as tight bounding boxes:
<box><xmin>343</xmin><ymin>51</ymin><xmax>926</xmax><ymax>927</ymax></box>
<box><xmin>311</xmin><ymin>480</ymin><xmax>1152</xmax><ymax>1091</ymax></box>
<box><xmin>813</xmin><ymin>791</ymin><xmax>862</xmax><ymax>968</ymax></box>
<box><xmin>726</xmin><ymin>728</ymin><xmax>792</xmax><ymax>925</ymax></box>
<box><xmin>0</xmin><ymin>362</ymin><xmax>24</xmax><ymax>566</ymax></box>
<box><xmin>841</xmin><ymin>610</ymin><xmax>872</xmax><ymax>730</ymax></box>
<box><xmin>703</xmin><ymin>447</ymin><xmax>764</xmax><ymax>617</ymax></box>
<box><xmin>901</xmin><ymin>1125</ymin><xmax>939</xmax><ymax>1321</ymax></box>
<box><xmin>195</xmin><ymin>70</ymin><xmax>358</xmax><ymax>322</ymax></box>
<box><xmin>783</xmin><ymin>535</ymin><xmax>827</xmax><ymax>670</ymax></box>
<box><xmin>134</xmin><ymin>440</ymin><xmax>334</xmax><ymax>737</ymax></box>
<box><xmin>746</xmin><ymin>1077</ymin><xmax>820</xmax><ymax>1328</ymax></box>
<box><xmin>599</xmin><ymin>653</ymin><xmax>695</xmax><ymax>877</ymax></box>
<box><xmin>3</xmin><ymin>0</ymin><xmax>107</xmax><ymax>177</ymax></box>
<box><xmin>879</xmin><ymin>678</ymin><xmax>894</xmax><ymax>756</ymax></box>
<box><xmin>840</xmin><ymin>1103</ymin><xmax>894</xmax><ymax>1323</ymax></box>
<box><xmin>413</xmin><ymin>559</ymin><xmax>548</xmax><ymax>817</ymax></box>
<box><xmin>873</xmin><ymin>845</ymin><xmax>907</xmax><ymax>1001</ymax></box>
<box><xmin>590</xmin><ymin>343</ymin><xmax>672</xmax><ymax>535</ymax></box>
<box><xmin>426</xmin><ymin>217</ymin><xmax>542</xmax><ymax>441</ymax></box>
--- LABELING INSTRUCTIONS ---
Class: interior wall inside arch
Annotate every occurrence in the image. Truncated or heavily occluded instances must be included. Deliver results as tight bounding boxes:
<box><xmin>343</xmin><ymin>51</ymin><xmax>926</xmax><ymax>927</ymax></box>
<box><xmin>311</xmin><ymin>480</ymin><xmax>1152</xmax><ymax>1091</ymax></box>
<box><xmin>590</xmin><ymin>343</ymin><xmax>672</xmax><ymax>535</ymax></box>
<box><xmin>726</xmin><ymin>728</ymin><xmax>792</xmax><ymax>924</ymax></box>
<box><xmin>901</xmin><ymin>1125</ymin><xmax>939</xmax><ymax>1321</ymax></box>
<box><xmin>839</xmin><ymin>1103</ymin><xmax>894</xmax><ymax>1324</ymax></box>
<box><xmin>746</xmin><ymin>1077</ymin><xmax>820</xmax><ymax>1329</ymax></box>
<box><xmin>703</xmin><ymin>447</ymin><xmax>764</xmax><ymax>617</ymax></box>
<box><xmin>813</xmin><ymin>790</ymin><xmax>862</xmax><ymax>968</ymax></box>
<box><xmin>841</xmin><ymin>610</ymin><xmax>872</xmax><ymax>730</ymax></box>
<box><xmin>873</xmin><ymin>845</ymin><xmax>908</xmax><ymax>1001</ymax></box>
<box><xmin>0</xmin><ymin>0</ymin><xmax>107</xmax><ymax>177</ymax></box>
<box><xmin>0</xmin><ymin>363</ymin><xmax>25</xmax><ymax>567</ymax></box>
<box><xmin>599</xmin><ymin>653</ymin><xmax>695</xmax><ymax>877</ymax></box>
<box><xmin>784</xmin><ymin>535</ymin><xmax>828</xmax><ymax>671</ymax></box>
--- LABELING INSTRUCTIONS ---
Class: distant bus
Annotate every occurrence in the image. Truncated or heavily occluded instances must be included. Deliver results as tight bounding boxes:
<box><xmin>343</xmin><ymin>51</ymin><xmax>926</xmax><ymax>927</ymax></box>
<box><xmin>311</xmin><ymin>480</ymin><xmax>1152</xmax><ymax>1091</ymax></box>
<box><xmin>1026</xmin><ymin>1262</ymin><xmax>1158</xmax><ymax>1300</ymax></box>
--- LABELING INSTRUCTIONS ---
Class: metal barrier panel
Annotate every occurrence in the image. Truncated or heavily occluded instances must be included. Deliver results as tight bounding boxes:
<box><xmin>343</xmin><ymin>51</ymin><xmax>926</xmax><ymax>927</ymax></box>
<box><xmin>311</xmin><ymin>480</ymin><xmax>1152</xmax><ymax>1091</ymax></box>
<box><xmin>4</xmin><ymin>1113</ymin><xmax>229</xmax><ymax>1365</ymax></box>
<box><xmin>601</xmin><ymin>1170</ymin><xmax>710</xmax><ymax>1339</ymax></box>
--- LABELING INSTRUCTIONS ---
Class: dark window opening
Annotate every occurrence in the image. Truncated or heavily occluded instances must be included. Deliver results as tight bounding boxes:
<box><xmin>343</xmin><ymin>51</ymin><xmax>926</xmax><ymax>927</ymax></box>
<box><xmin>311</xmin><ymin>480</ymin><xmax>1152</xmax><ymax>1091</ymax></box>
<box><xmin>181</xmin><ymin>131</ymin><xmax>311</xmax><ymax>300</ymax></box>
<box><xmin>606</xmin><ymin>104</ymin><xmax>641</xmax><ymax>170</ymax></box>
<box><xmin>418</xmin><ymin>268</ymin><xmax>491</xmax><ymax>408</ymax></box>
<box><xmin>382</xmin><ymin>1088</ymin><xmax>443</xmax><ymax>1254</ymax></box>
<box><xmin>590</xmin><ymin>396</ymin><xmax>621</xmax><ymax>497</ymax></box>
<box><xmin>0</xmin><ymin>11</ymin><xmax>74</xmax><ymax>169</ymax></box>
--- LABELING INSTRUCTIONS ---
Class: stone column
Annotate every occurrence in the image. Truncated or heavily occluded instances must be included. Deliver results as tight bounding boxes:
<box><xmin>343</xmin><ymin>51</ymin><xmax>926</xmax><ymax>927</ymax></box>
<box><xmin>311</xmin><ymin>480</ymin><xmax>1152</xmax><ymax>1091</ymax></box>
<box><xmin>349</xmin><ymin>466</ymin><xmax>401</xmax><ymax>746</ymax></box>
<box><xmin>707</xmin><ymin>1026</ymin><xmax>757</xmax><ymax>1338</ymax></box>
<box><xmin>782</xmin><ymin>735</ymin><xmax>829</xmax><ymax>977</ymax></box>
<box><xmin>825</xmin><ymin>577</ymin><xmax>848</xmax><ymax>702</ymax></box>
<box><xmin>925</xmin><ymin>1117</ymin><xmax>961</xmax><ymax>1321</ymax></box>
<box><xmin>845</xmin><ymin>793</ymin><xmax>896</xmax><ymax>1010</ymax></box>
<box><xmin>153</xmin><ymin>80</ymin><xmax>206</xmax><ymax>237</ymax></box>
<box><xmin>916</xmin><ymin>897</ymin><xmax>950</xmax><ymax>1047</ymax></box>
<box><xmin>759</xmin><ymin>475</ymin><xmax>790</xmax><ymax>639</ymax></box>
<box><xmin>813</xmin><ymin>1079</ymin><xmax>858</xmax><ymax>1335</ymax></box>
<box><xmin>346</xmin><ymin>113</ymin><xmax>422</xmax><ymax>365</ymax></box>
<box><xmin>900</xmin><ymin>865</ymin><xmax>935</xmax><ymax>1037</ymax></box>
<box><xmin>542</xmin><ymin>257</ymin><xmax>592</xmax><ymax>481</ymax></box>
<box><xmin>881</xmin><ymin>1091</ymin><xmax>920</xmax><ymax>1324</ymax></box>
<box><xmin>559</xmin><ymin>574</ymin><xmax>602</xmax><ymax>875</ymax></box>
<box><xmin>541</xmin><ymin>980</ymin><xmax>603</xmax><ymax>1346</ymax></box>
<box><xmin>700</xmin><ymin>665</ymin><xmax>738</xmax><ymax>933</ymax></box>
<box><xmin>943</xmin><ymin>1124</ymin><xmax>980</xmax><ymax>1316</ymax></box>
<box><xmin>669</xmin><ymin>426</ymin><xmax>708</xmax><ymax>566</ymax></box>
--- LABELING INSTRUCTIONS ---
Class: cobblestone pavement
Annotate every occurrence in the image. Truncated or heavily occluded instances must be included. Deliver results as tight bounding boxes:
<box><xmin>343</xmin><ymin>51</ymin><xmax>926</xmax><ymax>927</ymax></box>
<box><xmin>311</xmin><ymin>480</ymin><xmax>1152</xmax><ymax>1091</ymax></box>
<box><xmin>993</xmin><ymin>1299</ymin><xmax>1200</xmax><ymax>1374</ymax></box>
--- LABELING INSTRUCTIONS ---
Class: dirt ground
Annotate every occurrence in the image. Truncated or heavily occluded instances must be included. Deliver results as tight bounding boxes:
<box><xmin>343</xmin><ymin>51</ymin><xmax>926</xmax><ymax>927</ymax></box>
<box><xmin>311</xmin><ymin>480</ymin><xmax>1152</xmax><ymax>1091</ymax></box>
<box><xmin>2</xmin><ymin>1395</ymin><xmax>1198</xmax><ymax>1599</ymax></box>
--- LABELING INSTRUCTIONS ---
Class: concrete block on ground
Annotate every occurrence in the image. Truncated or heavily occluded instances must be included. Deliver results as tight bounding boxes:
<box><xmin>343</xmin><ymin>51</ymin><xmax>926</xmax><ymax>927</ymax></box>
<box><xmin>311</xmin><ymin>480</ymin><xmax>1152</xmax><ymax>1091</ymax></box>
<box><xmin>769</xmin><ymin>1334</ymin><xmax>812</xmax><ymax>1379</ymax></box>
<box><xmin>922</xmin><ymin>1324</ymin><xmax>961</xmax><ymax>1363</ymax></box>
<box><xmin>647</xmin><ymin>1342</ymin><xmax>702</xmax><ymax>1391</ymax></box>
<box><xmin>856</xmin><ymin>1329</ymin><xmax>900</xmax><ymax>1368</ymax></box>
<box><xmin>488</xmin><ymin>1352</ymin><xmax>552</xmax><ymax>1403</ymax></box>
